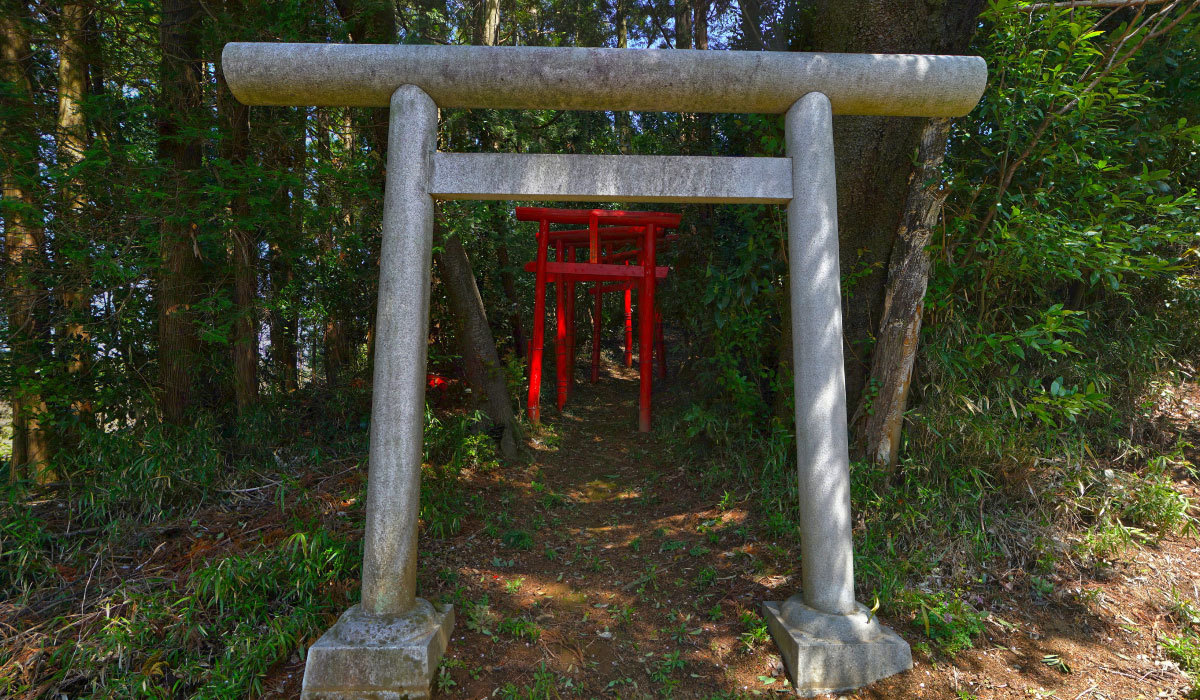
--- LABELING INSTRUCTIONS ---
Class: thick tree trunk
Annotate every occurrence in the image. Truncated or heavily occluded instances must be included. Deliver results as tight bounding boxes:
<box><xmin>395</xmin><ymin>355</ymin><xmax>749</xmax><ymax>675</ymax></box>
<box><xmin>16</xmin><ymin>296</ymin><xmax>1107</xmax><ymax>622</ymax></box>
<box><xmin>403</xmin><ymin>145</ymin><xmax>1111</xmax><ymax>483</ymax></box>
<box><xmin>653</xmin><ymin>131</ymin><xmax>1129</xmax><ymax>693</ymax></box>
<box><xmin>217</xmin><ymin>3</ymin><xmax>257</xmax><ymax>415</ymax></box>
<box><xmin>475</xmin><ymin>0</ymin><xmax>500</xmax><ymax>45</ymax></box>
<box><xmin>56</xmin><ymin>1</ymin><xmax>93</xmax><ymax>430</ymax></box>
<box><xmin>805</xmin><ymin>0</ymin><xmax>985</xmax><ymax>409</ymax></box>
<box><xmin>436</xmin><ymin>235</ymin><xmax>518</xmax><ymax>458</ymax></box>
<box><xmin>675</xmin><ymin>0</ymin><xmax>693</xmax><ymax>49</ymax></box>
<box><xmin>157</xmin><ymin>0</ymin><xmax>205</xmax><ymax>424</ymax></box>
<box><xmin>2</xmin><ymin>2</ymin><xmax>52</xmax><ymax>479</ymax></box>
<box><xmin>851</xmin><ymin>118</ymin><xmax>953</xmax><ymax>469</ymax></box>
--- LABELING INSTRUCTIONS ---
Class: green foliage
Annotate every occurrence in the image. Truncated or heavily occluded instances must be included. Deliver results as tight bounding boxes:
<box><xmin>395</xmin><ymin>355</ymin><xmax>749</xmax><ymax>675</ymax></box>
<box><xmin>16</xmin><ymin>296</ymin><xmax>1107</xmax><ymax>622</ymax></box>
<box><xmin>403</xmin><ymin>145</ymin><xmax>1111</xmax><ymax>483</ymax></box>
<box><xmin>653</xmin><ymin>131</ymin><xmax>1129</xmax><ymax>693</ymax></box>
<box><xmin>58</xmin><ymin>528</ymin><xmax>357</xmax><ymax>697</ymax></box>
<box><xmin>498</xmin><ymin>616</ymin><xmax>542</xmax><ymax>643</ymax></box>
<box><xmin>1162</xmin><ymin>631</ymin><xmax>1200</xmax><ymax>698</ymax></box>
<box><xmin>898</xmin><ymin>589</ymin><xmax>987</xmax><ymax>655</ymax></box>
<box><xmin>502</xmin><ymin>529</ymin><xmax>535</xmax><ymax>550</ymax></box>
<box><xmin>0</xmin><ymin>502</ymin><xmax>53</xmax><ymax>599</ymax></box>
<box><xmin>738</xmin><ymin>611</ymin><xmax>770</xmax><ymax>652</ymax></box>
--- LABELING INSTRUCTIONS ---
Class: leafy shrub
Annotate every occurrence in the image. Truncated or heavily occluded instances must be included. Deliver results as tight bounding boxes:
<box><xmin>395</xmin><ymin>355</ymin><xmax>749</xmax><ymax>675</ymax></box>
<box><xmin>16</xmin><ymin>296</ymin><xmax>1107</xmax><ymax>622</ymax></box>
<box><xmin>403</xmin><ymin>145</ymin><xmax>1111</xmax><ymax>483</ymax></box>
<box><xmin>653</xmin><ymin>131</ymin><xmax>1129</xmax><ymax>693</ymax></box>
<box><xmin>72</xmin><ymin>528</ymin><xmax>357</xmax><ymax>697</ymax></box>
<box><xmin>898</xmin><ymin>589</ymin><xmax>987</xmax><ymax>654</ymax></box>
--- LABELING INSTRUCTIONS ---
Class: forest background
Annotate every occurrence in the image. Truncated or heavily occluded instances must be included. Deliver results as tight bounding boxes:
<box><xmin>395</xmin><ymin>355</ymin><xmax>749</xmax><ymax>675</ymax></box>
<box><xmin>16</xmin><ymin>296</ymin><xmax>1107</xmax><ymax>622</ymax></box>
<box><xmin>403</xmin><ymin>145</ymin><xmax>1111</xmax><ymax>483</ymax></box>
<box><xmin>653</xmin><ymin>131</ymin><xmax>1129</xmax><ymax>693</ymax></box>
<box><xmin>2</xmin><ymin>0</ymin><xmax>1199</xmax><ymax>696</ymax></box>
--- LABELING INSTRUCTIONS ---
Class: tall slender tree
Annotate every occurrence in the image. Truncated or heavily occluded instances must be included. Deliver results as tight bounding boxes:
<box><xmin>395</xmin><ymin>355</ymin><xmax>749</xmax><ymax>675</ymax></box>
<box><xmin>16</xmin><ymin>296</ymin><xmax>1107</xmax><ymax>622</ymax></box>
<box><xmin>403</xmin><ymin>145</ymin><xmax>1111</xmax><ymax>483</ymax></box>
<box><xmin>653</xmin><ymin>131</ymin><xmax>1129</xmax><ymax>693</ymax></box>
<box><xmin>217</xmin><ymin>0</ymin><xmax>257</xmax><ymax>415</ymax></box>
<box><xmin>156</xmin><ymin>0</ymin><xmax>205</xmax><ymax>424</ymax></box>
<box><xmin>56</xmin><ymin>1</ymin><xmax>94</xmax><ymax>431</ymax></box>
<box><xmin>1</xmin><ymin>0</ymin><xmax>52</xmax><ymax>478</ymax></box>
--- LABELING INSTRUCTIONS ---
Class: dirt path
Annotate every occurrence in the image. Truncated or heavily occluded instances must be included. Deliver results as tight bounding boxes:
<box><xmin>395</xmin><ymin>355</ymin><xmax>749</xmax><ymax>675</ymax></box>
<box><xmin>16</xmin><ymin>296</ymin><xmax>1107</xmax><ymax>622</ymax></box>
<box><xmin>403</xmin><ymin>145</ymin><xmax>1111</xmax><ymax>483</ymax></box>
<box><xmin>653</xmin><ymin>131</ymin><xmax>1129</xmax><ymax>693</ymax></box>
<box><xmin>264</xmin><ymin>357</ymin><xmax>1199</xmax><ymax>698</ymax></box>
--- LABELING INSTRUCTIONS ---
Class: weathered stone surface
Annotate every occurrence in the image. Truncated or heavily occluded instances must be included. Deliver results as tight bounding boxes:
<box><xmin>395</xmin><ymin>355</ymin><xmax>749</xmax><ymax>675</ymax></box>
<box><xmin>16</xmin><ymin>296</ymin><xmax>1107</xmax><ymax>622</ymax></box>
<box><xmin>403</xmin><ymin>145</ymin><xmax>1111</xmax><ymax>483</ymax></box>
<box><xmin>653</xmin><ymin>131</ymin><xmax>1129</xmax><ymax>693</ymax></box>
<box><xmin>301</xmin><ymin>600</ymin><xmax>454</xmax><ymax>699</ymax></box>
<box><xmin>222</xmin><ymin>43</ymin><xmax>986</xmax><ymax>117</ymax></box>
<box><xmin>360</xmin><ymin>84</ymin><xmax>437</xmax><ymax>616</ymax></box>
<box><xmin>762</xmin><ymin>597</ymin><xmax>912</xmax><ymax>697</ymax></box>
<box><xmin>786</xmin><ymin>92</ymin><xmax>856</xmax><ymax>616</ymax></box>
<box><xmin>431</xmin><ymin>153</ymin><xmax>792</xmax><ymax>204</ymax></box>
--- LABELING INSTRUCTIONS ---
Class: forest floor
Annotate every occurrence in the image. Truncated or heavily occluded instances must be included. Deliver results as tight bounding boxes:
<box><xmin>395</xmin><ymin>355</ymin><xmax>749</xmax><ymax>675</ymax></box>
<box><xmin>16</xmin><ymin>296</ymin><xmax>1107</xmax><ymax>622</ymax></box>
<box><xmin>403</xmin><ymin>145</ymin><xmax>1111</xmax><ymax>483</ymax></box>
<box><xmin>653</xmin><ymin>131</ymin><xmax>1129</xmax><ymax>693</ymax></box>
<box><xmin>4</xmin><ymin>356</ymin><xmax>1197</xmax><ymax>698</ymax></box>
<box><xmin>251</xmin><ymin>355</ymin><xmax>1199</xmax><ymax>699</ymax></box>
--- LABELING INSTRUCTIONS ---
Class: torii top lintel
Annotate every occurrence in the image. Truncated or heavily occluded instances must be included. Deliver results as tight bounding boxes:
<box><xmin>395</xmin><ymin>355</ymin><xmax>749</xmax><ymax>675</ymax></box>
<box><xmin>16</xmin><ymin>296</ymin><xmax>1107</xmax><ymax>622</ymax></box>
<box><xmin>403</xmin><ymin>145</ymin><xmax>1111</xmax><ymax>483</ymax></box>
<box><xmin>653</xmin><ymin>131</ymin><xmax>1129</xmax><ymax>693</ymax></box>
<box><xmin>222</xmin><ymin>43</ymin><xmax>986</xmax><ymax>117</ymax></box>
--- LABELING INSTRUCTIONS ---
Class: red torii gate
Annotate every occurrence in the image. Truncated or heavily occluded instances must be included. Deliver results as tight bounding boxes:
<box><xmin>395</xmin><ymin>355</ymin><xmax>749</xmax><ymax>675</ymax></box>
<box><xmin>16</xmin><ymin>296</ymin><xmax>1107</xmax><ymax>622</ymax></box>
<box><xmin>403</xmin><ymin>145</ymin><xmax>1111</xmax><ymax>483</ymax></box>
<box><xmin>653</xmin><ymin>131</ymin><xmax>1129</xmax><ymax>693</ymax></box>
<box><xmin>529</xmin><ymin>231</ymin><xmax>675</xmax><ymax>383</ymax></box>
<box><xmin>518</xmin><ymin>206</ymin><xmax>680</xmax><ymax>432</ymax></box>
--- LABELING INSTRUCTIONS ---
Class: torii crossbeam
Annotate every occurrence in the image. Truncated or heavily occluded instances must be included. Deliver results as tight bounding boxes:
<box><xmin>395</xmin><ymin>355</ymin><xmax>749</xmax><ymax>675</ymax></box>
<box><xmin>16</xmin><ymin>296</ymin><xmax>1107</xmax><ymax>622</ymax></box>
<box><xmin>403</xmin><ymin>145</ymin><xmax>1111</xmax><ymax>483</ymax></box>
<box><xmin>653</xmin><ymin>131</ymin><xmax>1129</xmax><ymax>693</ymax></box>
<box><xmin>222</xmin><ymin>42</ymin><xmax>986</xmax><ymax>698</ymax></box>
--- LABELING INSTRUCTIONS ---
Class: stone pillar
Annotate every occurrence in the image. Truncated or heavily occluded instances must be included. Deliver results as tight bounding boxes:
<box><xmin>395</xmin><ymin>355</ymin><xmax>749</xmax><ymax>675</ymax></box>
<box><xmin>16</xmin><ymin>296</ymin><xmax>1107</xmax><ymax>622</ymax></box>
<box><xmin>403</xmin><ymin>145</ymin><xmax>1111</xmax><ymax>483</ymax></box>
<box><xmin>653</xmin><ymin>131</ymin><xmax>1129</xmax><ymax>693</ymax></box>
<box><xmin>761</xmin><ymin>91</ymin><xmax>911</xmax><ymax>697</ymax></box>
<box><xmin>300</xmin><ymin>84</ymin><xmax>453</xmax><ymax>700</ymax></box>
<box><xmin>786</xmin><ymin>91</ymin><xmax>856</xmax><ymax>617</ymax></box>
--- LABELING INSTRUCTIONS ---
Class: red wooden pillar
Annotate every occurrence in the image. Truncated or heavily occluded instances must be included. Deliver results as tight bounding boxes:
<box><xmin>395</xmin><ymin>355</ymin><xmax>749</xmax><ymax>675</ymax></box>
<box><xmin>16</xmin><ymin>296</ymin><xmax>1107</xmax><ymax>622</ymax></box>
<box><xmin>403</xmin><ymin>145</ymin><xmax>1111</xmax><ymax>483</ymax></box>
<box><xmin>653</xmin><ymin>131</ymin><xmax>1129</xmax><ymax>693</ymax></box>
<box><xmin>638</xmin><ymin>224</ymin><xmax>657</xmax><ymax>432</ymax></box>
<box><xmin>566</xmin><ymin>246</ymin><xmax>576</xmax><ymax>398</ymax></box>
<box><xmin>623</xmin><ymin>261</ymin><xmax>633</xmax><ymax>368</ymax></box>
<box><xmin>527</xmin><ymin>218</ymin><xmax>550</xmax><ymax>423</ymax></box>
<box><xmin>555</xmin><ymin>240</ymin><xmax>568</xmax><ymax>410</ymax></box>
<box><xmin>591</xmin><ymin>243</ymin><xmax>607</xmax><ymax>383</ymax></box>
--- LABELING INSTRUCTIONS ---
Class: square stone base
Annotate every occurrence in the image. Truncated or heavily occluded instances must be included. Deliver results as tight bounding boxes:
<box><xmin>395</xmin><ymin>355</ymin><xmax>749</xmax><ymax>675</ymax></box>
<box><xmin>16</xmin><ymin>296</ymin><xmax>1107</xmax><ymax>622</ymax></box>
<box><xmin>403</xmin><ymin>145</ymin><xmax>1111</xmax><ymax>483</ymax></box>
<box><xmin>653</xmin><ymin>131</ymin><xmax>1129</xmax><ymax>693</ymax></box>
<box><xmin>762</xmin><ymin>600</ymin><xmax>911</xmax><ymax>697</ymax></box>
<box><xmin>301</xmin><ymin>599</ymin><xmax>454</xmax><ymax>699</ymax></box>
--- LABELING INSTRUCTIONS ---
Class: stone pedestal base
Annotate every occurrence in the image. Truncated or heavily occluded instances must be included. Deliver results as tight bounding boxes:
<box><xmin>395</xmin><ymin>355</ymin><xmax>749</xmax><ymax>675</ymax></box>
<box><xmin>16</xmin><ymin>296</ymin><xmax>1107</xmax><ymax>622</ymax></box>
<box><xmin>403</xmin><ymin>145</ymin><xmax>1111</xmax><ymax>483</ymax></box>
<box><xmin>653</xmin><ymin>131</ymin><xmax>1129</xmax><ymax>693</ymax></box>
<box><xmin>301</xmin><ymin>599</ymin><xmax>454</xmax><ymax>699</ymax></box>
<box><xmin>762</xmin><ymin>595</ymin><xmax>911</xmax><ymax>697</ymax></box>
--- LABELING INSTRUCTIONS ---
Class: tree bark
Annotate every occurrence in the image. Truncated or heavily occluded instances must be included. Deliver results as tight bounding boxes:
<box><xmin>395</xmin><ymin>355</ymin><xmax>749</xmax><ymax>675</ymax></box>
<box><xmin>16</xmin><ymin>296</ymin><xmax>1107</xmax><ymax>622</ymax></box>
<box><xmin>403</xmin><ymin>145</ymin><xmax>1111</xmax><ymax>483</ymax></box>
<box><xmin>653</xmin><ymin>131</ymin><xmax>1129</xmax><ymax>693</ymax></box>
<box><xmin>675</xmin><ymin>0</ymin><xmax>693</xmax><ymax>49</ymax></box>
<box><xmin>2</xmin><ymin>1</ymin><xmax>52</xmax><ymax>479</ymax></box>
<box><xmin>693</xmin><ymin>0</ymin><xmax>710</xmax><ymax>50</ymax></box>
<box><xmin>851</xmin><ymin>117</ymin><xmax>953</xmax><ymax>470</ymax></box>
<box><xmin>436</xmin><ymin>235</ymin><xmax>519</xmax><ymax>458</ymax></box>
<box><xmin>56</xmin><ymin>1</ymin><xmax>93</xmax><ymax>430</ymax></box>
<box><xmin>157</xmin><ymin>0</ymin><xmax>205</xmax><ymax>424</ymax></box>
<box><xmin>475</xmin><ymin>0</ymin><xmax>500</xmax><ymax>45</ymax></box>
<box><xmin>804</xmin><ymin>0</ymin><xmax>985</xmax><ymax>409</ymax></box>
<box><xmin>217</xmin><ymin>0</ymin><xmax>257</xmax><ymax>415</ymax></box>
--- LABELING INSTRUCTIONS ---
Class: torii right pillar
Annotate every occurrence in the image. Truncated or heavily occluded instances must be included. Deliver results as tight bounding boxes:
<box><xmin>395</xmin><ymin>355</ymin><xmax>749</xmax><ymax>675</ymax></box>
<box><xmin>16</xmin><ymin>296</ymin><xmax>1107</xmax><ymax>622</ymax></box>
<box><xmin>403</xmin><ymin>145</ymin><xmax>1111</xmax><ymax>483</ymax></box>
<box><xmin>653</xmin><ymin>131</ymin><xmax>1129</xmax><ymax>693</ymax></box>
<box><xmin>761</xmin><ymin>90</ymin><xmax>911</xmax><ymax>696</ymax></box>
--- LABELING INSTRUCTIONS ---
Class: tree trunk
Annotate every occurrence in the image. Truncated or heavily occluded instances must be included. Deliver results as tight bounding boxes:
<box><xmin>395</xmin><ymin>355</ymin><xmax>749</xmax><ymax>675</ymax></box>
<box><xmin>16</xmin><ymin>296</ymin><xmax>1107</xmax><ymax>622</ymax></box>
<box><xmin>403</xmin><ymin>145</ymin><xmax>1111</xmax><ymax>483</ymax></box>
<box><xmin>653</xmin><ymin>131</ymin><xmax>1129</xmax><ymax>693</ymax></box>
<box><xmin>217</xmin><ymin>1</ymin><xmax>257</xmax><ymax>415</ymax></box>
<box><xmin>436</xmin><ymin>234</ymin><xmax>518</xmax><ymax>459</ymax></box>
<box><xmin>738</xmin><ymin>0</ymin><xmax>767</xmax><ymax>50</ymax></box>
<box><xmin>266</xmin><ymin>111</ymin><xmax>301</xmax><ymax>394</ymax></box>
<box><xmin>268</xmin><ymin>238</ymin><xmax>299</xmax><ymax>393</ymax></box>
<box><xmin>333</xmin><ymin>0</ymin><xmax>395</xmax><ymax>157</ymax></box>
<box><xmin>675</xmin><ymin>0</ymin><xmax>693</xmax><ymax>49</ymax></box>
<box><xmin>1</xmin><ymin>2</ymin><xmax>52</xmax><ymax>480</ymax></box>
<box><xmin>852</xmin><ymin>118</ymin><xmax>953</xmax><ymax>469</ymax></box>
<box><xmin>615</xmin><ymin>0</ymin><xmax>633</xmax><ymax>153</ymax></box>
<box><xmin>56</xmin><ymin>1</ymin><xmax>93</xmax><ymax>431</ymax></box>
<box><xmin>475</xmin><ymin>0</ymin><xmax>500</xmax><ymax>45</ymax></box>
<box><xmin>693</xmin><ymin>0</ymin><xmax>709</xmax><ymax>50</ymax></box>
<box><xmin>157</xmin><ymin>0</ymin><xmax>205</xmax><ymax>424</ymax></box>
<box><xmin>804</xmin><ymin>0</ymin><xmax>985</xmax><ymax>409</ymax></box>
<box><xmin>317</xmin><ymin>108</ymin><xmax>355</xmax><ymax>388</ymax></box>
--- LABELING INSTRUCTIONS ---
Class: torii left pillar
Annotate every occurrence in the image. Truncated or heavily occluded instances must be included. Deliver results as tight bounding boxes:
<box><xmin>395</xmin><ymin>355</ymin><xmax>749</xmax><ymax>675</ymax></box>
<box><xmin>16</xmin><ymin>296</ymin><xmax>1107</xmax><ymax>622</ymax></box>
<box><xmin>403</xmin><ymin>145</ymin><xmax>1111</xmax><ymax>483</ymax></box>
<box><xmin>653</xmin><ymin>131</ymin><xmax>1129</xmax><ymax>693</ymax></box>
<box><xmin>300</xmin><ymin>85</ymin><xmax>453</xmax><ymax>699</ymax></box>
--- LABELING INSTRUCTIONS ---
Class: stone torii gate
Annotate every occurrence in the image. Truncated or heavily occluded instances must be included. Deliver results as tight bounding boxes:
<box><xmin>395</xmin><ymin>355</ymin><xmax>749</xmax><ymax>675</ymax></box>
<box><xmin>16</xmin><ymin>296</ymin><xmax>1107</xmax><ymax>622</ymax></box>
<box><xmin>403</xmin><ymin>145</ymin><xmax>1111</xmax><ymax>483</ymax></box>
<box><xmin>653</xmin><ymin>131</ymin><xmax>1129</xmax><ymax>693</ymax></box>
<box><xmin>222</xmin><ymin>43</ymin><xmax>986</xmax><ymax>698</ymax></box>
